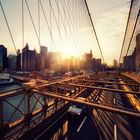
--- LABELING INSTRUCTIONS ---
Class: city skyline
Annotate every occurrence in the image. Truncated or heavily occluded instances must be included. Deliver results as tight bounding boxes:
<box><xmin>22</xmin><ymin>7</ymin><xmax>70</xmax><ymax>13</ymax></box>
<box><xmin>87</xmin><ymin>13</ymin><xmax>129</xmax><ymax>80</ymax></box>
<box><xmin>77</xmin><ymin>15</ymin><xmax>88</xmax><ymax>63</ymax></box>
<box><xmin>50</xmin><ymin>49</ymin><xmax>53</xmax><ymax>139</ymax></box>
<box><xmin>0</xmin><ymin>1</ymin><xmax>140</xmax><ymax>139</ymax></box>
<box><xmin>0</xmin><ymin>0</ymin><xmax>130</xmax><ymax>65</ymax></box>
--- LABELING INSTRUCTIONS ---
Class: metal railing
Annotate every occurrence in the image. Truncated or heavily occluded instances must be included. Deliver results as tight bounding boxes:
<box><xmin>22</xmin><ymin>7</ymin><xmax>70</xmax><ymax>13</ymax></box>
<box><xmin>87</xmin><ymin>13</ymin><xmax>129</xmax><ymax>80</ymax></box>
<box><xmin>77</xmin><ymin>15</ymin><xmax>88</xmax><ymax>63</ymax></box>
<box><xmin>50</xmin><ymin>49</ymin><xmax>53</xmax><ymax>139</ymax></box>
<box><xmin>0</xmin><ymin>89</ymin><xmax>66</xmax><ymax>140</ymax></box>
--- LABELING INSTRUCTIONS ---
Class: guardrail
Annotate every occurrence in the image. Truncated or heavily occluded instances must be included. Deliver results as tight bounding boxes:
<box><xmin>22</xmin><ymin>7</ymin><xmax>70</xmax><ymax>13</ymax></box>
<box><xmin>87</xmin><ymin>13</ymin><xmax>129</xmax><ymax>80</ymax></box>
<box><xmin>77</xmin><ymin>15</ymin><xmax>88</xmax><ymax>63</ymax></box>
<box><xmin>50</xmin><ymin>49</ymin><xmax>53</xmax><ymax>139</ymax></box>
<box><xmin>0</xmin><ymin>89</ymin><xmax>66</xmax><ymax>140</ymax></box>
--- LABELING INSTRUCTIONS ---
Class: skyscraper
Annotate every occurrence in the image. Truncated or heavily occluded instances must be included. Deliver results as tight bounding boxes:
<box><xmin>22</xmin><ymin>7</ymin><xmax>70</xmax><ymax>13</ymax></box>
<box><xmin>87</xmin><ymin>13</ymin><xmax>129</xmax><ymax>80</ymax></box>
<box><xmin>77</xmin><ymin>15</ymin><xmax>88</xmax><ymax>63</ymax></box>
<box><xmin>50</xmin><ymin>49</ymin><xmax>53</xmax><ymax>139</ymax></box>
<box><xmin>22</xmin><ymin>43</ymin><xmax>36</xmax><ymax>71</ymax></box>
<box><xmin>16</xmin><ymin>49</ymin><xmax>21</xmax><ymax>70</ymax></box>
<box><xmin>8</xmin><ymin>54</ymin><xmax>17</xmax><ymax>70</ymax></box>
<box><xmin>84</xmin><ymin>50</ymin><xmax>93</xmax><ymax>70</ymax></box>
<box><xmin>40</xmin><ymin>46</ymin><xmax>48</xmax><ymax>55</ymax></box>
<box><xmin>0</xmin><ymin>45</ymin><xmax>8</xmax><ymax>71</ymax></box>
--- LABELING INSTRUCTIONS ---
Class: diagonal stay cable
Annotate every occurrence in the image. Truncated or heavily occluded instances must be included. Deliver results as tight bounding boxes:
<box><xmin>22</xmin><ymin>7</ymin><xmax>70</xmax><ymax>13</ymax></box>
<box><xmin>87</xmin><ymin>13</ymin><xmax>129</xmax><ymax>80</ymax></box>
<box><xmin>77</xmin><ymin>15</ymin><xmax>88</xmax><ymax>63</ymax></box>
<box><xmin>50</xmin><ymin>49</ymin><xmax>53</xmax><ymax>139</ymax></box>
<box><xmin>84</xmin><ymin>0</ymin><xmax>105</xmax><ymax>64</ymax></box>
<box><xmin>125</xmin><ymin>9</ymin><xmax>140</xmax><ymax>57</ymax></box>
<box><xmin>39</xmin><ymin>0</ymin><xmax>57</xmax><ymax>50</ymax></box>
<box><xmin>0</xmin><ymin>0</ymin><xmax>17</xmax><ymax>54</ymax></box>
<box><xmin>67</xmin><ymin>0</ymin><xmax>85</xmax><ymax>54</ymax></box>
<box><xmin>24</xmin><ymin>0</ymin><xmax>41</xmax><ymax>47</ymax></box>
<box><xmin>119</xmin><ymin>0</ymin><xmax>133</xmax><ymax>64</ymax></box>
<box><xmin>59</xmin><ymin>0</ymin><xmax>82</xmax><ymax>52</ymax></box>
<box><xmin>47</xmin><ymin>0</ymin><xmax>64</xmax><ymax>51</ymax></box>
<box><xmin>54</xmin><ymin>0</ymin><xmax>71</xmax><ymax>45</ymax></box>
<box><xmin>64</xmin><ymin>0</ymin><xmax>83</xmax><ymax>52</ymax></box>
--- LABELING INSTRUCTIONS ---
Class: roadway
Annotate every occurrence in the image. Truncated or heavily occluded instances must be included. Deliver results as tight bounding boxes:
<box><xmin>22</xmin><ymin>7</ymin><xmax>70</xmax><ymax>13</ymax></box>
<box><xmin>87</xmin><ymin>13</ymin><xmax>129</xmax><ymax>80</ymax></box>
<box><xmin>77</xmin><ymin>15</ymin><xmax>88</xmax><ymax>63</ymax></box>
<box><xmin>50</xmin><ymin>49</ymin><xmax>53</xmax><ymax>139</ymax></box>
<box><xmin>22</xmin><ymin>73</ymin><xmax>140</xmax><ymax>140</ymax></box>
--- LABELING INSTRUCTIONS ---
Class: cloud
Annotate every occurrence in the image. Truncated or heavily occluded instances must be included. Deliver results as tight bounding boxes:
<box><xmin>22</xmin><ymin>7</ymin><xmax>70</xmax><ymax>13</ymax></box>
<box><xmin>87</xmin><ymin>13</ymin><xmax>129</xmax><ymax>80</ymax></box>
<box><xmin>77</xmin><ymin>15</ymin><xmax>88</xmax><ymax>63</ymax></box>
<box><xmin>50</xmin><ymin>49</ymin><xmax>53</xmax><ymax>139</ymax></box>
<box><xmin>91</xmin><ymin>5</ymin><xmax>130</xmax><ymax>64</ymax></box>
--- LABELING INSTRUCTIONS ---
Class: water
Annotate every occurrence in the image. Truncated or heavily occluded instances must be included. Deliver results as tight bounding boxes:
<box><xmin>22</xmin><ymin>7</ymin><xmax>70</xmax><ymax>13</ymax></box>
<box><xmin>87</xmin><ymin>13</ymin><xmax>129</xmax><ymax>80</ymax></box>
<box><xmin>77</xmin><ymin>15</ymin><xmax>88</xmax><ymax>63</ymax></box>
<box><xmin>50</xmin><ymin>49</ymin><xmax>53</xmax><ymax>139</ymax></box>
<box><xmin>0</xmin><ymin>83</ymin><xmax>43</xmax><ymax>123</ymax></box>
<box><xmin>0</xmin><ymin>84</ymin><xmax>21</xmax><ymax>93</ymax></box>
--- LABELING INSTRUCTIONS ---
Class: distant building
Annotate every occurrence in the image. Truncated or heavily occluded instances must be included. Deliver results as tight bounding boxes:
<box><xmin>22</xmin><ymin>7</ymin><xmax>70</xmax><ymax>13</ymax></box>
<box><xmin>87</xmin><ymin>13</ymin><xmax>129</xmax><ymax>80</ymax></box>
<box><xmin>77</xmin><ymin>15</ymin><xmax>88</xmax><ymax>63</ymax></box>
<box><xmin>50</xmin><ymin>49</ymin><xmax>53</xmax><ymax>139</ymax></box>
<box><xmin>123</xmin><ymin>33</ymin><xmax>140</xmax><ymax>72</ymax></box>
<box><xmin>47</xmin><ymin>52</ymin><xmax>62</xmax><ymax>71</ymax></box>
<box><xmin>113</xmin><ymin>59</ymin><xmax>118</xmax><ymax>69</ymax></box>
<box><xmin>8</xmin><ymin>54</ymin><xmax>17</xmax><ymax>70</ymax></box>
<box><xmin>123</xmin><ymin>48</ymin><xmax>136</xmax><ymax>71</ymax></box>
<box><xmin>16</xmin><ymin>49</ymin><xmax>21</xmax><ymax>70</ymax></box>
<box><xmin>135</xmin><ymin>33</ymin><xmax>140</xmax><ymax>72</ymax></box>
<box><xmin>22</xmin><ymin>43</ymin><xmax>36</xmax><ymax>71</ymax></box>
<box><xmin>37</xmin><ymin>46</ymin><xmax>48</xmax><ymax>71</ymax></box>
<box><xmin>0</xmin><ymin>45</ymin><xmax>8</xmax><ymax>71</ymax></box>
<box><xmin>84</xmin><ymin>50</ymin><xmax>93</xmax><ymax>70</ymax></box>
<box><xmin>40</xmin><ymin>46</ymin><xmax>48</xmax><ymax>56</ymax></box>
<box><xmin>92</xmin><ymin>58</ymin><xmax>102</xmax><ymax>72</ymax></box>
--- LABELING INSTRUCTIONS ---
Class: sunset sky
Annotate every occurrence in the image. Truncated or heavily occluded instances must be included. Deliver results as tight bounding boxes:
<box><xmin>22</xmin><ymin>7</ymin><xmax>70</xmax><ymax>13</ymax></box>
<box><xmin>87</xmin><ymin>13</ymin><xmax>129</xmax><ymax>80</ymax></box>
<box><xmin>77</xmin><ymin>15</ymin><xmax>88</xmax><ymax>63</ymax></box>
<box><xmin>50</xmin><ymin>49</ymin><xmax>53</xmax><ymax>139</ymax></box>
<box><xmin>0</xmin><ymin>0</ymin><xmax>130</xmax><ymax>65</ymax></box>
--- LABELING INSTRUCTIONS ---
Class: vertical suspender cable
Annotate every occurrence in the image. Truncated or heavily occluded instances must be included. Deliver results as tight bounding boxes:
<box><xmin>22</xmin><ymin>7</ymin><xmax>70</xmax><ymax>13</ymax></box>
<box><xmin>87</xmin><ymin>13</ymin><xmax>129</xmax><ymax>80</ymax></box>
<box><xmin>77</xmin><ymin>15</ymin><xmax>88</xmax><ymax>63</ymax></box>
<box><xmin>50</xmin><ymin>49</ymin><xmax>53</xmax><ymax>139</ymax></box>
<box><xmin>57</xmin><ymin>0</ymin><xmax>60</xmax><ymax>51</ymax></box>
<box><xmin>39</xmin><ymin>0</ymin><xmax>57</xmax><ymax>50</ymax></box>
<box><xmin>38</xmin><ymin>0</ymin><xmax>40</xmax><ymax>42</ymax></box>
<box><xmin>22</xmin><ymin>0</ymin><xmax>24</xmax><ymax>49</ymax></box>
<box><xmin>22</xmin><ymin>0</ymin><xmax>24</xmax><ymax>71</ymax></box>
<box><xmin>49</xmin><ymin>0</ymin><xmax>52</xmax><ymax>51</ymax></box>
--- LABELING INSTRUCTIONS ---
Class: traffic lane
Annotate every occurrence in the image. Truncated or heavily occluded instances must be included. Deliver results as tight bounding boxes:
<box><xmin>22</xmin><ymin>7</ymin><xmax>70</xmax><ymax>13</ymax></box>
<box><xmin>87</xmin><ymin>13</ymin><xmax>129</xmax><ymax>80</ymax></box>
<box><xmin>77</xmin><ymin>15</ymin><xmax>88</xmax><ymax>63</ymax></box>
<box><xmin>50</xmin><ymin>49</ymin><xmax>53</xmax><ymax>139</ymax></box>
<box><xmin>93</xmin><ymin>109</ymin><xmax>134</xmax><ymax>140</ymax></box>
<box><xmin>67</xmin><ymin>108</ymin><xmax>100</xmax><ymax>140</ymax></box>
<box><xmin>35</xmin><ymin>108</ymin><xmax>100</xmax><ymax>140</ymax></box>
<box><xmin>93</xmin><ymin>89</ymin><xmax>137</xmax><ymax>140</ymax></box>
<box><xmin>34</xmin><ymin>111</ymin><xmax>68</xmax><ymax>140</ymax></box>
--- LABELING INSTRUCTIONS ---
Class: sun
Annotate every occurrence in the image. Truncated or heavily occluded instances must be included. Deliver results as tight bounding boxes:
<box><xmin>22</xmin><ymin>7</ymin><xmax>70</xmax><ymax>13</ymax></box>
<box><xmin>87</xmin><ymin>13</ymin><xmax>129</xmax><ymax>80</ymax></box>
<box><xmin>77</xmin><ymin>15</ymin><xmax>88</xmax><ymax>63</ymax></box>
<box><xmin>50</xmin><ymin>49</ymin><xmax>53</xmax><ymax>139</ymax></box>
<box><xmin>61</xmin><ymin>46</ymin><xmax>82</xmax><ymax>58</ymax></box>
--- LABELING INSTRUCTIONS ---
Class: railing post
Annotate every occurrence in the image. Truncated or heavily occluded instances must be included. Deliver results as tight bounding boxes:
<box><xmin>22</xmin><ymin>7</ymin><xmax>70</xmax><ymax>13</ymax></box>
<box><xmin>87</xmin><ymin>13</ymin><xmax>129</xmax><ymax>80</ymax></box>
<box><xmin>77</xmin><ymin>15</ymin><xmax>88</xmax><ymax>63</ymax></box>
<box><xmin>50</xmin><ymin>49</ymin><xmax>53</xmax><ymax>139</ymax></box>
<box><xmin>0</xmin><ymin>99</ymin><xmax>4</xmax><ymax>139</ymax></box>
<box><xmin>42</xmin><ymin>96</ymin><xmax>48</xmax><ymax>118</ymax></box>
<box><xmin>24</xmin><ymin>90</ymin><xmax>31</xmax><ymax>129</ymax></box>
<box><xmin>54</xmin><ymin>98</ymin><xmax>58</xmax><ymax>111</ymax></box>
<box><xmin>0</xmin><ymin>100</ymin><xmax>9</xmax><ymax>140</ymax></box>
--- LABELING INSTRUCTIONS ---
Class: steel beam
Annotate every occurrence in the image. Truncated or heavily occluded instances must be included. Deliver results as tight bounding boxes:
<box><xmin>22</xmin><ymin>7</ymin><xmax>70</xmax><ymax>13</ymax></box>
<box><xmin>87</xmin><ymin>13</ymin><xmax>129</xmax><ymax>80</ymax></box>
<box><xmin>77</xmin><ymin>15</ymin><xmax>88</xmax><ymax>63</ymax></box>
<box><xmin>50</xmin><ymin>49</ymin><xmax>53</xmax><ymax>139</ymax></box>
<box><xmin>36</xmin><ymin>74</ymin><xmax>92</xmax><ymax>89</ymax></box>
<box><xmin>78</xmin><ymin>79</ymin><xmax>140</xmax><ymax>86</ymax></box>
<box><xmin>33</xmin><ymin>89</ymin><xmax>140</xmax><ymax>118</ymax></box>
<box><xmin>0</xmin><ymin>88</ymin><xmax>25</xmax><ymax>99</ymax></box>
<box><xmin>58</xmin><ymin>83</ymin><xmax>140</xmax><ymax>95</ymax></box>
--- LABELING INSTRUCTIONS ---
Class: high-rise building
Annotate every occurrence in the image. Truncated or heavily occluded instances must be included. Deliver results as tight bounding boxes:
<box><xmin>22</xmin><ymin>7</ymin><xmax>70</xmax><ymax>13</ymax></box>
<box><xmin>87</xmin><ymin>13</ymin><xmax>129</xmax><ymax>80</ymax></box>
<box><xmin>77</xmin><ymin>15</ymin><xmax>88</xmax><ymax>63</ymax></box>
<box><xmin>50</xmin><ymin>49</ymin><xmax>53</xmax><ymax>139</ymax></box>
<box><xmin>39</xmin><ymin>46</ymin><xmax>48</xmax><ymax>71</ymax></box>
<box><xmin>0</xmin><ymin>45</ymin><xmax>8</xmax><ymax>71</ymax></box>
<box><xmin>22</xmin><ymin>43</ymin><xmax>36</xmax><ymax>71</ymax></box>
<box><xmin>47</xmin><ymin>52</ymin><xmax>62</xmax><ymax>71</ymax></box>
<box><xmin>83</xmin><ymin>50</ymin><xmax>93</xmax><ymax>70</ymax></box>
<box><xmin>123</xmin><ymin>49</ymin><xmax>136</xmax><ymax>71</ymax></box>
<box><xmin>40</xmin><ymin>46</ymin><xmax>48</xmax><ymax>56</ymax></box>
<box><xmin>8</xmin><ymin>54</ymin><xmax>17</xmax><ymax>70</ymax></box>
<box><xmin>113</xmin><ymin>59</ymin><xmax>118</xmax><ymax>68</ymax></box>
<box><xmin>93</xmin><ymin>58</ymin><xmax>102</xmax><ymax>72</ymax></box>
<box><xmin>16</xmin><ymin>49</ymin><xmax>21</xmax><ymax>70</ymax></box>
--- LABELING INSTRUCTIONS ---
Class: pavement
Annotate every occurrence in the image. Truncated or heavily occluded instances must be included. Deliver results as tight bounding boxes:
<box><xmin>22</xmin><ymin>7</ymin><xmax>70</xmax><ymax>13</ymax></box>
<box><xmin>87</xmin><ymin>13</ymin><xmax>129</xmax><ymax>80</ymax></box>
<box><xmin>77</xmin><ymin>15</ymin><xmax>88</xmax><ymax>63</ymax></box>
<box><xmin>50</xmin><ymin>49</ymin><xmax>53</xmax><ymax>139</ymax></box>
<box><xmin>20</xmin><ymin>73</ymin><xmax>140</xmax><ymax>140</ymax></box>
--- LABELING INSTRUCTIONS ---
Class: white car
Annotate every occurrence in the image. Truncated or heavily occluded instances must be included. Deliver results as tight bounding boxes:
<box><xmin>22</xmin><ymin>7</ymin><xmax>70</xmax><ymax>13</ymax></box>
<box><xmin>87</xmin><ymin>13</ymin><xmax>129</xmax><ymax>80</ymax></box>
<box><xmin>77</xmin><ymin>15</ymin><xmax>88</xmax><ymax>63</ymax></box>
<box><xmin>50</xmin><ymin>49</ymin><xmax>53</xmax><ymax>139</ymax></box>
<box><xmin>105</xmin><ymin>84</ymin><xmax>112</xmax><ymax>88</ymax></box>
<box><xmin>68</xmin><ymin>97</ymin><xmax>87</xmax><ymax>117</ymax></box>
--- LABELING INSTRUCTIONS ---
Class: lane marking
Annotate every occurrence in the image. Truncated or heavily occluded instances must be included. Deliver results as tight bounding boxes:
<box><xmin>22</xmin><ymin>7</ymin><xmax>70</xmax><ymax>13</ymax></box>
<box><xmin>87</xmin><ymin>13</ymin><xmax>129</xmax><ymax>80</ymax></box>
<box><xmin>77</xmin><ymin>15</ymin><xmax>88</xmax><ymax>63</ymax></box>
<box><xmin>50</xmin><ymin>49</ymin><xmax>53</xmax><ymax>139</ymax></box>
<box><xmin>95</xmin><ymin>95</ymin><xmax>99</xmax><ymax>101</ymax></box>
<box><xmin>34</xmin><ymin>111</ymin><xmax>67</xmax><ymax>140</ymax></box>
<box><xmin>114</xmin><ymin>124</ymin><xmax>117</xmax><ymax>140</ymax></box>
<box><xmin>113</xmin><ymin>98</ymin><xmax>116</xmax><ymax>104</ymax></box>
<box><xmin>77</xmin><ymin>116</ymin><xmax>87</xmax><ymax>133</ymax></box>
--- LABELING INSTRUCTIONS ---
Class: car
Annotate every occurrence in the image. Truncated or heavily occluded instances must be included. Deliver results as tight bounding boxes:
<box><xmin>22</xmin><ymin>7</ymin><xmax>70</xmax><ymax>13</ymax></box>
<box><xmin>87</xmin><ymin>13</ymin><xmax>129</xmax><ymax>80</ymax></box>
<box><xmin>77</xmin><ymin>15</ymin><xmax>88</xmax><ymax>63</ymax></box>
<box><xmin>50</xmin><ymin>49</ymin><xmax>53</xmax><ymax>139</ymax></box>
<box><xmin>68</xmin><ymin>97</ymin><xmax>87</xmax><ymax>117</ymax></box>
<box><xmin>68</xmin><ymin>104</ymin><xmax>86</xmax><ymax>117</ymax></box>
<box><xmin>105</xmin><ymin>84</ymin><xmax>112</xmax><ymax>88</ymax></box>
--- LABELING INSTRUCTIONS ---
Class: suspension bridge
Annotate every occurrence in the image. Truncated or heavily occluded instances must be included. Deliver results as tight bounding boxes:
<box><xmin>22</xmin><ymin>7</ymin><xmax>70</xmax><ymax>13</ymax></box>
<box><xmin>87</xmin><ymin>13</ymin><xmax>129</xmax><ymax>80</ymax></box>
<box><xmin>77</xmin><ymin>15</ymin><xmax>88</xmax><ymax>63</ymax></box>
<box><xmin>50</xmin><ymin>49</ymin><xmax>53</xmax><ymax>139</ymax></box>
<box><xmin>0</xmin><ymin>0</ymin><xmax>140</xmax><ymax>139</ymax></box>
